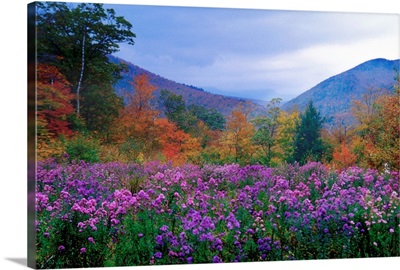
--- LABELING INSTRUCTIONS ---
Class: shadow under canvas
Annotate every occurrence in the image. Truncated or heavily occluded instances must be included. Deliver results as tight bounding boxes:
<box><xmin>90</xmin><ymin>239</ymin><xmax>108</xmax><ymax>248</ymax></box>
<box><xmin>6</xmin><ymin>258</ymin><xmax>27</xmax><ymax>267</ymax></box>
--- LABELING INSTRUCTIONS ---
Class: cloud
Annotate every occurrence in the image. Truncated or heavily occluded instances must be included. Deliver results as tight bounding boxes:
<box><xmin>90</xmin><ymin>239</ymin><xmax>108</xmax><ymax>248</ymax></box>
<box><xmin>112</xmin><ymin>5</ymin><xmax>399</xmax><ymax>101</ymax></box>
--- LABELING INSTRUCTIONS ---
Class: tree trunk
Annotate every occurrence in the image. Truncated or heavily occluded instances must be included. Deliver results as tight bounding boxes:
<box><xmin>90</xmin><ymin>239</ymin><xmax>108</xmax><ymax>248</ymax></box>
<box><xmin>76</xmin><ymin>27</ymin><xmax>86</xmax><ymax>116</ymax></box>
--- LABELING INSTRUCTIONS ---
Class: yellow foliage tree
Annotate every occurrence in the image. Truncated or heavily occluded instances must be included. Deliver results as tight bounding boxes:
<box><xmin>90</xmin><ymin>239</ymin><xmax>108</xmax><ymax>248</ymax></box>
<box><xmin>351</xmin><ymin>85</ymin><xmax>400</xmax><ymax>170</ymax></box>
<box><xmin>272</xmin><ymin>110</ymin><xmax>299</xmax><ymax>164</ymax></box>
<box><xmin>220</xmin><ymin>106</ymin><xmax>256</xmax><ymax>164</ymax></box>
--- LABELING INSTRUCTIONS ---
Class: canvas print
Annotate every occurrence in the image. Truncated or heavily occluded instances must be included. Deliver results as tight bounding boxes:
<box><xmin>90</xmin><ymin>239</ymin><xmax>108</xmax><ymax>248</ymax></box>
<box><xmin>28</xmin><ymin>1</ymin><xmax>400</xmax><ymax>269</ymax></box>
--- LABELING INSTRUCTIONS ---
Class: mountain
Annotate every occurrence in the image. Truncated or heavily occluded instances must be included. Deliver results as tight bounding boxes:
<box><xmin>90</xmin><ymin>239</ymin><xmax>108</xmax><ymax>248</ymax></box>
<box><xmin>281</xmin><ymin>58</ymin><xmax>399</xmax><ymax>121</ymax></box>
<box><xmin>109</xmin><ymin>55</ymin><xmax>265</xmax><ymax>116</ymax></box>
<box><xmin>109</xmin><ymin>56</ymin><xmax>398</xmax><ymax>123</ymax></box>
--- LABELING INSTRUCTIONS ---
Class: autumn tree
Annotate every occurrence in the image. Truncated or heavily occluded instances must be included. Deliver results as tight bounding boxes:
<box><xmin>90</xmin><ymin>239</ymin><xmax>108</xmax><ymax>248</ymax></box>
<box><xmin>118</xmin><ymin>74</ymin><xmax>160</xmax><ymax>161</ymax></box>
<box><xmin>273</xmin><ymin>110</ymin><xmax>300</xmax><ymax>164</ymax></box>
<box><xmin>154</xmin><ymin>118</ymin><xmax>201</xmax><ymax>166</ymax></box>
<box><xmin>375</xmin><ymin>89</ymin><xmax>400</xmax><ymax>170</ymax></box>
<box><xmin>326</xmin><ymin>113</ymin><xmax>354</xmax><ymax>145</ymax></box>
<box><xmin>37</xmin><ymin>64</ymin><xmax>75</xmax><ymax>138</ymax></box>
<box><xmin>351</xmin><ymin>87</ymin><xmax>389</xmax><ymax>130</ymax></box>
<box><xmin>332</xmin><ymin>143</ymin><xmax>358</xmax><ymax>169</ymax></box>
<box><xmin>251</xmin><ymin>98</ymin><xmax>282</xmax><ymax>164</ymax></box>
<box><xmin>36</xmin><ymin>64</ymin><xmax>75</xmax><ymax>159</ymax></box>
<box><xmin>351</xmin><ymin>84</ymin><xmax>400</xmax><ymax>170</ymax></box>
<box><xmin>221</xmin><ymin>106</ymin><xmax>255</xmax><ymax>164</ymax></box>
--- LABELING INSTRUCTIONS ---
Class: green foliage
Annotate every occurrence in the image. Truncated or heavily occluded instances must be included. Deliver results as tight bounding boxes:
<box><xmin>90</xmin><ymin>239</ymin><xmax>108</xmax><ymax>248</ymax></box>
<box><xmin>64</xmin><ymin>135</ymin><xmax>101</xmax><ymax>163</ymax></box>
<box><xmin>80</xmin><ymin>84</ymin><xmax>124</xmax><ymax>141</ymax></box>
<box><xmin>293</xmin><ymin>101</ymin><xmax>330</xmax><ymax>165</ymax></box>
<box><xmin>160</xmin><ymin>90</ymin><xmax>186</xmax><ymax>117</ymax></box>
<box><xmin>199</xmin><ymin>149</ymin><xmax>223</xmax><ymax>165</ymax></box>
<box><xmin>159</xmin><ymin>90</ymin><xmax>190</xmax><ymax>131</ymax></box>
<box><xmin>67</xmin><ymin>114</ymin><xmax>87</xmax><ymax>133</ymax></box>
<box><xmin>188</xmin><ymin>104</ymin><xmax>226</xmax><ymax>131</ymax></box>
<box><xmin>113</xmin><ymin>211</ymin><xmax>158</xmax><ymax>266</ymax></box>
<box><xmin>36</xmin><ymin>213</ymin><xmax>111</xmax><ymax>269</ymax></box>
<box><xmin>36</xmin><ymin>1</ymin><xmax>135</xmax><ymax>132</ymax></box>
<box><xmin>37</xmin><ymin>2</ymin><xmax>135</xmax><ymax>87</ymax></box>
<box><xmin>159</xmin><ymin>90</ymin><xmax>226</xmax><ymax>134</ymax></box>
<box><xmin>251</xmin><ymin>99</ymin><xmax>282</xmax><ymax>165</ymax></box>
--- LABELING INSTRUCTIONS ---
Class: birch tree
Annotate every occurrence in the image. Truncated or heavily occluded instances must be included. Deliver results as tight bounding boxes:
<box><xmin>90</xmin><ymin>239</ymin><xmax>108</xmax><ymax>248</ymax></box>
<box><xmin>36</xmin><ymin>2</ymin><xmax>135</xmax><ymax>116</ymax></box>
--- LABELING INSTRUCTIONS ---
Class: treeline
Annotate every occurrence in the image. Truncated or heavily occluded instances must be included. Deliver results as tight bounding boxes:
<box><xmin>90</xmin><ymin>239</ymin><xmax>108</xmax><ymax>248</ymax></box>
<box><xmin>38</xmin><ymin>62</ymin><xmax>400</xmax><ymax>171</ymax></box>
<box><xmin>35</xmin><ymin>2</ymin><xmax>400</xmax><ymax>171</ymax></box>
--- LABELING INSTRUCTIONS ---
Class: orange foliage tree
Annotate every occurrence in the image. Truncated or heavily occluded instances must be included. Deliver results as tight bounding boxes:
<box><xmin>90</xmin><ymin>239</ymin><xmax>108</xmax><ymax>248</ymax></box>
<box><xmin>220</xmin><ymin>106</ymin><xmax>255</xmax><ymax>164</ymax></box>
<box><xmin>37</xmin><ymin>64</ymin><xmax>75</xmax><ymax>159</ymax></box>
<box><xmin>116</xmin><ymin>74</ymin><xmax>160</xmax><ymax>161</ymax></box>
<box><xmin>351</xmin><ymin>85</ymin><xmax>400</xmax><ymax>170</ymax></box>
<box><xmin>155</xmin><ymin>118</ymin><xmax>201</xmax><ymax>166</ymax></box>
<box><xmin>332</xmin><ymin>143</ymin><xmax>357</xmax><ymax>169</ymax></box>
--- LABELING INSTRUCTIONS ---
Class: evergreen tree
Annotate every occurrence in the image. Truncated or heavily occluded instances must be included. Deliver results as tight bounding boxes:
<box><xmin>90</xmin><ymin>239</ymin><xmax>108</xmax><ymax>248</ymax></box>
<box><xmin>292</xmin><ymin>101</ymin><xmax>327</xmax><ymax>165</ymax></box>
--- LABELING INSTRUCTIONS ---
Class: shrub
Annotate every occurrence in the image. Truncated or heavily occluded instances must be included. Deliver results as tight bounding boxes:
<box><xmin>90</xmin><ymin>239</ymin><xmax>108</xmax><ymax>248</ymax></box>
<box><xmin>64</xmin><ymin>135</ymin><xmax>101</xmax><ymax>163</ymax></box>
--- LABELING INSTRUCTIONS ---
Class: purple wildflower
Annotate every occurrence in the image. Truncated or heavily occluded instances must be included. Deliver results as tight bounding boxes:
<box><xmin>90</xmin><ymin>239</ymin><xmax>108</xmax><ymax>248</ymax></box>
<box><xmin>160</xmin><ymin>225</ymin><xmax>169</xmax><ymax>233</ymax></box>
<box><xmin>246</xmin><ymin>229</ymin><xmax>255</xmax><ymax>235</ymax></box>
<box><xmin>226</xmin><ymin>212</ymin><xmax>240</xmax><ymax>229</ymax></box>
<box><xmin>212</xmin><ymin>255</ymin><xmax>222</xmax><ymax>263</ymax></box>
<box><xmin>179</xmin><ymin>232</ymin><xmax>186</xmax><ymax>241</ymax></box>
<box><xmin>284</xmin><ymin>211</ymin><xmax>291</xmax><ymax>218</ymax></box>
<box><xmin>200</xmin><ymin>216</ymin><xmax>215</xmax><ymax>231</ymax></box>
<box><xmin>155</xmin><ymin>235</ymin><xmax>163</xmax><ymax>245</ymax></box>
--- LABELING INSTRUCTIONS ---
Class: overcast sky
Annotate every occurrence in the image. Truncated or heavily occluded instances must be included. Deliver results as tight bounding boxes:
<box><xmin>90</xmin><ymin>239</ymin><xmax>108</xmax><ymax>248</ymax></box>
<box><xmin>106</xmin><ymin>4</ymin><xmax>399</xmax><ymax>101</ymax></box>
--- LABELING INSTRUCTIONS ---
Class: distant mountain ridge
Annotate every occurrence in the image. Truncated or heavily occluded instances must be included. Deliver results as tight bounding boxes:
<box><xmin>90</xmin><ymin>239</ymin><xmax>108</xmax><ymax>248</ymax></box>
<box><xmin>281</xmin><ymin>58</ymin><xmax>400</xmax><ymax>119</ymax></box>
<box><xmin>110</xmin><ymin>55</ymin><xmax>399</xmax><ymax>122</ymax></box>
<box><xmin>109</xmin><ymin>55</ymin><xmax>265</xmax><ymax>116</ymax></box>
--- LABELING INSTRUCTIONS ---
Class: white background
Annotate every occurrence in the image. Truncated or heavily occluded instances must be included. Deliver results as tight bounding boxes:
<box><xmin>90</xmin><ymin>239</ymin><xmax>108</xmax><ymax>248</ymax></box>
<box><xmin>1</xmin><ymin>0</ymin><xmax>399</xmax><ymax>269</ymax></box>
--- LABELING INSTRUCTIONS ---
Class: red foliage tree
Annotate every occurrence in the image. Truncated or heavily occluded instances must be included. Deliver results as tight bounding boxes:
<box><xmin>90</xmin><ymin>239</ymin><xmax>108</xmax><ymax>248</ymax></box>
<box><xmin>332</xmin><ymin>143</ymin><xmax>357</xmax><ymax>169</ymax></box>
<box><xmin>37</xmin><ymin>64</ymin><xmax>75</xmax><ymax>137</ymax></box>
<box><xmin>154</xmin><ymin>118</ymin><xmax>200</xmax><ymax>166</ymax></box>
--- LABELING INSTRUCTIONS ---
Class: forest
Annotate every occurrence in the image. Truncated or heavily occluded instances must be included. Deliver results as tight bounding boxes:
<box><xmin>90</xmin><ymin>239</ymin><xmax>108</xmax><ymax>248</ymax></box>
<box><xmin>35</xmin><ymin>2</ymin><xmax>399</xmax><ymax>171</ymax></box>
<box><xmin>33</xmin><ymin>2</ymin><xmax>399</xmax><ymax>268</ymax></box>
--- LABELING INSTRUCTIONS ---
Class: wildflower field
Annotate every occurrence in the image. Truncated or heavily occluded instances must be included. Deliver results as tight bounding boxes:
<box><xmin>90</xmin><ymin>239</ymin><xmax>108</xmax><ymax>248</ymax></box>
<box><xmin>35</xmin><ymin>160</ymin><xmax>399</xmax><ymax>268</ymax></box>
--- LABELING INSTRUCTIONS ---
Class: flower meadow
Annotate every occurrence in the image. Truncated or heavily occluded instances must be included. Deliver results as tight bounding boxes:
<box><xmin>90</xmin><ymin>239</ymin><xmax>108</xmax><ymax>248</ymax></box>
<box><xmin>35</xmin><ymin>159</ymin><xmax>399</xmax><ymax>268</ymax></box>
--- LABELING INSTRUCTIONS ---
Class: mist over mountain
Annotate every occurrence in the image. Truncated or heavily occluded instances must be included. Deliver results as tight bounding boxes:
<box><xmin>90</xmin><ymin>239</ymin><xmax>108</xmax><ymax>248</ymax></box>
<box><xmin>110</xmin><ymin>55</ymin><xmax>399</xmax><ymax>123</ymax></box>
<box><xmin>281</xmin><ymin>58</ymin><xmax>399</xmax><ymax>120</ymax></box>
<box><xmin>109</xmin><ymin>55</ymin><xmax>265</xmax><ymax>116</ymax></box>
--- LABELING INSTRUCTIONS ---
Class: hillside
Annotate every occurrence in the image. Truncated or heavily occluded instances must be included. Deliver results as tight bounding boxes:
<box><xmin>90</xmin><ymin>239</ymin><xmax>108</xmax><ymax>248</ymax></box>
<box><xmin>281</xmin><ymin>58</ymin><xmax>399</xmax><ymax>120</ymax></box>
<box><xmin>109</xmin><ymin>55</ymin><xmax>265</xmax><ymax>116</ymax></box>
